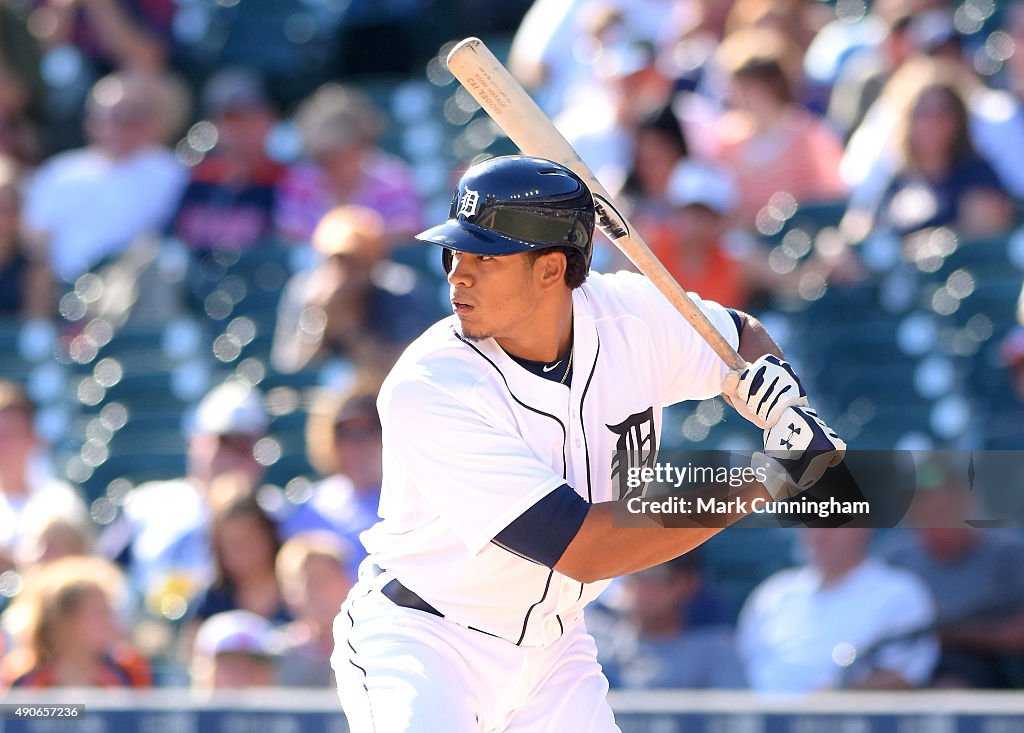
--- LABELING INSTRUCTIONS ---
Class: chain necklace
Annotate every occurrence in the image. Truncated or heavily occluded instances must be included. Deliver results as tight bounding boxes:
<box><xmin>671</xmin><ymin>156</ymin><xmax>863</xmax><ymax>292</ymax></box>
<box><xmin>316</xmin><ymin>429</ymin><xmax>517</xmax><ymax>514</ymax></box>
<box><xmin>559</xmin><ymin>345</ymin><xmax>574</xmax><ymax>385</ymax></box>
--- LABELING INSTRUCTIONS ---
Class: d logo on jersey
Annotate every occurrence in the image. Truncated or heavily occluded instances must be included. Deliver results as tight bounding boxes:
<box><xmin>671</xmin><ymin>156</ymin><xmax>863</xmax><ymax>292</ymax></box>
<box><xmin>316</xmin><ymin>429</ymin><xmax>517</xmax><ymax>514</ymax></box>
<box><xmin>607</xmin><ymin>406</ymin><xmax>657</xmax><ymax>501</ymax></box>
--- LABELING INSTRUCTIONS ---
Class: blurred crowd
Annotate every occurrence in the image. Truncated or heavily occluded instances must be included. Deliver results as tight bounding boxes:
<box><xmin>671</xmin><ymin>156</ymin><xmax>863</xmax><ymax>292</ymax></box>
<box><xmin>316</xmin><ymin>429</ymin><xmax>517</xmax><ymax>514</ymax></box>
<box><xmin>0</xmin><ymin>0</ymin><xmax>1023</xmax><ymax>697</ymax></box>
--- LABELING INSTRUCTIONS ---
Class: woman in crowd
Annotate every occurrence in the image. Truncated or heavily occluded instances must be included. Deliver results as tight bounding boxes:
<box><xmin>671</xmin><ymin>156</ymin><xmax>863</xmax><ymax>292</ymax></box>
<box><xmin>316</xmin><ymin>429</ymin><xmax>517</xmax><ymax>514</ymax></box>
<box><xmin>857</xmin><ymin>76</ymin><xmax>1013</xmax><ymax>239</ymax></box>
<box><xmin>187</xmin><ymin>485</ymin><xmax>290</xmax><ymax>625</ymax></box>
<box><xmin>619</xmin><ymin>103</ymin><xmax>691</xmax><ymax>237</ymax></box>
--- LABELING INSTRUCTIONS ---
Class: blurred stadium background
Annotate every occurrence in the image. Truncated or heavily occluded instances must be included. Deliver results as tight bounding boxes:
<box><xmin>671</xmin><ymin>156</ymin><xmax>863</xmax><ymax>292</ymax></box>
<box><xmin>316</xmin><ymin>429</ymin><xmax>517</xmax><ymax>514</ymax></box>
<box><xmin>1</xmin><ymin>0</ymin><xmax>1024</xmax><ymax>730</ymax></box>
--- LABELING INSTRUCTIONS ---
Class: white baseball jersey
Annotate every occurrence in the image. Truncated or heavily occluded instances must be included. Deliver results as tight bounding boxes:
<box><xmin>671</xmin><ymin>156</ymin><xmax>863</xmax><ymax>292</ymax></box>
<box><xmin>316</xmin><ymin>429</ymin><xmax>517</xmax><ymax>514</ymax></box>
<box><xmin>361</xmin><ymin>270</ymin><xmax>739</xmax><ymax>647</ymax></box>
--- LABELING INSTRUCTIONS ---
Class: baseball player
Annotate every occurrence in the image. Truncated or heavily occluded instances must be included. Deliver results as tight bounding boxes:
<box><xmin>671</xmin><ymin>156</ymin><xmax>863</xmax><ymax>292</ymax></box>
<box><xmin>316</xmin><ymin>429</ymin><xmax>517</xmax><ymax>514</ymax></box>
<box><xmin>331</xmin><ymin>155</ymin><xmax>844</xmax><ymax>732</ymax></box>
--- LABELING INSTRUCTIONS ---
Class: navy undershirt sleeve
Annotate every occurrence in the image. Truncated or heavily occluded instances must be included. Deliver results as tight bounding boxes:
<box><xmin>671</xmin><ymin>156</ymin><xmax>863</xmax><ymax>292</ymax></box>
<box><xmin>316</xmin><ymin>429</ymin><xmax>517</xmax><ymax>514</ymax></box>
<box><xmin>492</xmin><ymin>484</ymin><xmax>590</xmax><ymax>568</ymax></box>
<box><xmin>728</xmin><ymin>308</ymin><xmax>743</xmax><ymax>341</ymax></box>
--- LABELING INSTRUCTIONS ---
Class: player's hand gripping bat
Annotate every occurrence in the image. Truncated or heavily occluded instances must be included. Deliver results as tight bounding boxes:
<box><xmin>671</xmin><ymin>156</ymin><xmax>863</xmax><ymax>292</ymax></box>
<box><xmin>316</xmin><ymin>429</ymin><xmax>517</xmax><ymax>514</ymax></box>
<box><xmin>444</xmin><ymin>37</ymin><xmax>746</xmax><ymax>372</ymax></box>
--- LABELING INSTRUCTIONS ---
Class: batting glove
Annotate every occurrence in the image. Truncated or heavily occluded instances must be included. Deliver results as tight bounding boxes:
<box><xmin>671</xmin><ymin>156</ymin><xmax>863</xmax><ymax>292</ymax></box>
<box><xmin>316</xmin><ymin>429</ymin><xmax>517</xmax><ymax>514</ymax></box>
<box><xmin>752</xmin><ymin>406</ymin><xmax>846</xmax><ymax>500</ymax></box>
<box><xmin>722</xmin><ymin>354</ymin><xmax>809</xmax><ymax>430</ymax></box>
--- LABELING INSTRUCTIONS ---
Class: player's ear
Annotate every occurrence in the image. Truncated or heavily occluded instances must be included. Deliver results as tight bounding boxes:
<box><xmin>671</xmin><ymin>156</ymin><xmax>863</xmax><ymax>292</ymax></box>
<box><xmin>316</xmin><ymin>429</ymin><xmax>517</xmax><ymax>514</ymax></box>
<box><xmin>535</xmin><ymin>251</ymin><xmax>567</xmax><ymax>288</ymax></box>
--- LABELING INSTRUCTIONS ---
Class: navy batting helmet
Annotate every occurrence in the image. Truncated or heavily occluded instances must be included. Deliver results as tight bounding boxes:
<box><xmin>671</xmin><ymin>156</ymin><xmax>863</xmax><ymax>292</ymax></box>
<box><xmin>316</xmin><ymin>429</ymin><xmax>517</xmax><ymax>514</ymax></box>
<box><xmin>416</xmin><ymin>155</ymin><xmax>595</xmax><ymax>273</ymax></box>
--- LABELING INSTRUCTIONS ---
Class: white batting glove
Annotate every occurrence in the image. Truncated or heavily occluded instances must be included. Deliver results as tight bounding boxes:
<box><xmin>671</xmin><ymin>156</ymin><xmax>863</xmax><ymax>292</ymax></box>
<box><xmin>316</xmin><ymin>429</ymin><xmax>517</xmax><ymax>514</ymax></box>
<box><xmin>722</xmin><ymin>354</ymin><xmax>809</xmax><ymax>430</ymax></box>
<box><xmin>753</xmin><ymin>406</ymin><xmax>846</xmax><ymax>500</ymax></box>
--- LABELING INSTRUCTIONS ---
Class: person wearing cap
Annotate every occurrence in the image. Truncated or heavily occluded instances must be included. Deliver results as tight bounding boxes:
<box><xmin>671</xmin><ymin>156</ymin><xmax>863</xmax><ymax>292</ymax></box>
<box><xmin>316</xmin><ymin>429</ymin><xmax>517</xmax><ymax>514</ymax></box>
<box><xmin>650</xmin><ymin>161</ymin><xmax>750</xmax><ymax>308</ymax></box>
<box><xmin>651</xmin><ymin>161</ymin><xmax>847</xmax><ymax>310</ymax></box>
<box><xmin>171</xmin><ymin>67</ymin><xmax>285</xmax><ymax>253</ymax></box>
<box><xmin>271</xmin><ymin>204</ymin><xmax>440</xmax><ymax>375</ymax></box>
<box><xmin>279</xmin><ymin>381</ymin><xmax>383</xmax><ymax>574</ymax></box>
<box><xmin>554</xmin><ymin>37</ymin><xmax>675</xmax><ymax>196</ymax></box>
<box><xmin>191</xmin><ymin>609</ymin><xmax>277</xmax><ymax>689</ymax></box>
<box><xmin>98</xmin><ymin>380</ymin><xmax>270</xmax><ymax>611</ymax></box>
<box><xmin>274</xmin><ymin>83</ymin><xmax>423</xmax><ymax>249</ymax></box>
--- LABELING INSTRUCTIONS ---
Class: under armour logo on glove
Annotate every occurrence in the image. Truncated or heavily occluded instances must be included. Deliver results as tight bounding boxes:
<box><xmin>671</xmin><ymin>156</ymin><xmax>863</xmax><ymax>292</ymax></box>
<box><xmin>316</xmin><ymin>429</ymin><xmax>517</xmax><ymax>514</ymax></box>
<box><xmin>754</xmin><ymin>406</ymin><xmax>846</xmax><ymax>500</ymax></box>
<box><xmin>722</xmin><ymin>354</ymin><xmax>808</xmax><ymax>430</ymax></box>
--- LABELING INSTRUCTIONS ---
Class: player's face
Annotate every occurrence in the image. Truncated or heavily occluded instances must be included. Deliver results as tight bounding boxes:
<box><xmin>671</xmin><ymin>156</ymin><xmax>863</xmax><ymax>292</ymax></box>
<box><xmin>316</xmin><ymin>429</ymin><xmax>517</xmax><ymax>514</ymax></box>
<box><xmin>447</xmin><ymin>251</ymin><xmax>542</xmax><ymax>344</ymax></box>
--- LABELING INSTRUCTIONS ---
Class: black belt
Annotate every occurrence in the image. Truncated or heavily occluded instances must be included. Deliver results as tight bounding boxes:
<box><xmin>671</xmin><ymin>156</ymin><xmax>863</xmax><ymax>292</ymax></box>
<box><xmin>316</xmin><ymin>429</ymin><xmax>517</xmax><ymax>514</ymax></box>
<box><xmin>372</xmin><ymin>566</ymin><xmax>505</xmax><ymax>640</ymax></box>
<box><xmin>381</xmin><ymin>578</ymin><xmax>443</xmax><ymax>617</ymax></box>
<box><xmin>374</xmin><ymin>566</ymin><xmax>443</xmax><ymax>618</ymax></box>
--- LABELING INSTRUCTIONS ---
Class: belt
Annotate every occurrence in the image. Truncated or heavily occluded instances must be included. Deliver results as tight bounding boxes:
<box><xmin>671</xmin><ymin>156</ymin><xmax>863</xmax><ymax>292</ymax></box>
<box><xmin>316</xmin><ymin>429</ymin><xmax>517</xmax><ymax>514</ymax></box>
<box><xmin>381</xmin><ymin>578</ymin><xmax>444</xmax><ymax>618</ymax></box>
<box><xmin>370</xmin><ymin>563</ymin><xmax>443</xmax><ymax>618</ymax></box>
<box><xmin>370</xmin><ymin>565</ymin><xmax>505</xmax><ymax>640</ymax></box>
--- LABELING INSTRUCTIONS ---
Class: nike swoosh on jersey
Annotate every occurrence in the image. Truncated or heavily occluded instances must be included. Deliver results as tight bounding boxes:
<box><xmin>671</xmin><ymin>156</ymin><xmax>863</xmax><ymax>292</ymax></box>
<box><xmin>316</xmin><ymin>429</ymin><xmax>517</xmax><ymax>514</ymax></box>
<box><xmin>541</xmin><ymin>360</ymin><xmax>563</xmax><ymax>373</ymax></box>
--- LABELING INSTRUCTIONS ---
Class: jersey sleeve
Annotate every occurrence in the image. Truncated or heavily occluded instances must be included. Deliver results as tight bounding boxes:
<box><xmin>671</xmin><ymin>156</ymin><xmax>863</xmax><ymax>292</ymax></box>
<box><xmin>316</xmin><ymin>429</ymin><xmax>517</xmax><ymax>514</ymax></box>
<box><xmin>380</xmin><ymin>376</ymin><xmax>569</xmax><ymax>555</ymax></box>
<box><xmin>602</xmin><ymin>272</ymin><xmax>740</xmax><ymax>405</ymax></box>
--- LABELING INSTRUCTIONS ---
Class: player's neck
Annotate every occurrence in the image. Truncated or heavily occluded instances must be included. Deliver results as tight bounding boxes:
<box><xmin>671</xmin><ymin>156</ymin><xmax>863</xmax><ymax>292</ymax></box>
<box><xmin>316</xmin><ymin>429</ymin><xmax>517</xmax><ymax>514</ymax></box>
<box><xmin>495</xmin><ymin>295</ymin><xmax>573</xmax><ymax>363</ymax></box>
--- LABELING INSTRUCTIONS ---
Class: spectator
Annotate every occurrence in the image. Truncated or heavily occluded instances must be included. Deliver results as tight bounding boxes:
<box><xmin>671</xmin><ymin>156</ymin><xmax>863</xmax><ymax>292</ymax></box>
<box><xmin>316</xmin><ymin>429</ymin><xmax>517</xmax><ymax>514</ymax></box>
<box><xmin>13</xmin><ymin>491</ymin><xmax>95</xmax><ymax>570</ymax></box>
<box><xmin>882</xmin><ymin>475</ymin><xmax>1024</xmax><ymax>688</ymax></box>
<box><xmin>509</xmin><ymin>0</ymin><xmax>689</xmax><ymax>118</ymax></box>
<box><xmin>555</xmin><ymin>38</ymin><xmax>674</xmax><ymax>195</ymax></box>
<box><xmin>721</xmin><ymin>0</ymin><xmax>834</xmax><ymax>114</ymax></box>
<box><xmin>844</xmin><ymin>50</ymin><xmax>1024</xmax><ymax>208</ymax></box>
<box><xmin>825</xmin><ymin>9</ymin><xmax>917</xmax><ymax>142</ymax></box>
<box><xmin>280</xmin><ymin>382</ymin><xmax>383</xmax><ymax>574</ymax></box>
<box><xmin>99</xmin><ymin>380</ymin><xmax>269</xmax><ymax>613</ymax></box>
<box><xmin>738</xmin><ymin>528</ymin><xmax>938</xmax><ymax>692</ymax></box>
<box><xmin>190</xmin><ymin>610</ymin><xmax>276</xmax><ymax>689</ymax></box>
<box><xmin>846</xmin><ymin>76</ymin><xmax>1013</xmax><ymax>240</ymax></box>
<box><xmin>0</xmin><ymin>158</ymin><xmax>52</xmax><ymax>318</ymax></box>
<box><xmin>0</xmin><ymin>2</ymin><xmax>42</xmax><ymax>164</ymax></box>
<box><xmin>0</xmin><ymin>381</ymin><xmax>86</xmax><ymax>563</ymax></box>
<box><xmin>2</xmin><ymin>555</ymin><xmax>151</xmax><ymax>687</ymax></box>
<box><xmin>28</xmin><ymin>0</ymin><xmax>176</xmax><ymax>152</ymax></box>
<box><xmin>713</xmin><ymin>27</ymin><xmax>846</xmax><ymax>228</ymax></box>
<box><xmin>648</xmin><ymin>161</ymin><xmax>750</xmax><ymax>308</ymax></box>
<box><xmin>723</xmin><ymin>0</ymin><xmax>823</xmax><ymax>55</ymax></box>
<box><xmin>619</xmin><ymin>102</ymin><xmax>689</xmax><ymax>235</ymax></box>
<box><xmin>171</xmin><ymin>68</ymin><xmax>285</xmax><ymax>254</ymax></box>
<box><xmin>648</xmin><ymin>161</ymin><xmax>854</xmax><ymax>310</ymax></box>
<box><xmin>23</xmin><ymin>70</ymin><xmax>187</xmax><ymax>284</ymax></box>
<box><xmin>187</xmin><ymin>486</ymin><xmax>290</xmax><ymax>626</ymax></box>
<box><xmin>274</xmin><ymin>531</ymin><xmax>355</xmax><ymax>687</ymax></box>
<box><xmin>29</xmin><ymin>0</ymin><xmax>173</xmax><ymax>74</ymax></box>
<box><xmin>592</xmin><ymin>553</ymin><xmax>746</xmax><ymax>689</ymax></box>
<box><xmin>275</xmin><ymin>84</ymin><xmax>422</xmax><ymax>248</ymax></box>
<box><xmin>271</xmin><ymin>205</ymin><xmax>439</xmax><ymax>374</ymax></box>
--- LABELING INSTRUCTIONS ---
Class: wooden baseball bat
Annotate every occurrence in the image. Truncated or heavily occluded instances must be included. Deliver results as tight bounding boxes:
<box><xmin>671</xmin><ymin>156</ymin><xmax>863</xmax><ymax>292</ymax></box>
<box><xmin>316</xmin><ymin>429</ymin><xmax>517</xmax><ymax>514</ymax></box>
<box><xmin>445</xmin><ymin>37</ymin><xmax>745</xmax><ymax>372</ymax></box>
